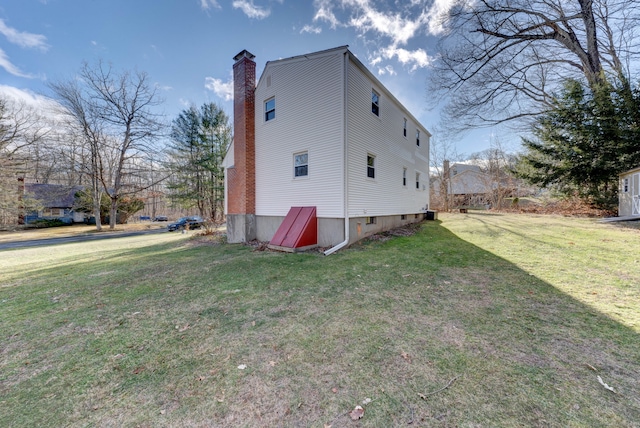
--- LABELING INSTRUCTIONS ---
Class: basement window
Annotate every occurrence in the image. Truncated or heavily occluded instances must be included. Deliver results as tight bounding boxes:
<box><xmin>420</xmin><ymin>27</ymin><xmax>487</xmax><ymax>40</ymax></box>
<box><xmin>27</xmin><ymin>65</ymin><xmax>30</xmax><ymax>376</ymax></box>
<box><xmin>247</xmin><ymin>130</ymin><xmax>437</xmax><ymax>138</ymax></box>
<box><xmin>366</xmin><ymin>216</ymin><xmax>376</xmax><ymax>225</ymax></box>
<box><xmin>265</xmin><ymin>97</ymin><xmax>275</xmax><ymax>122</ymax></box>
<box><xmin>401</xmin><ymin>214</ymin><xmax>407</xmax><ymax>220</ymax></box>
<box><xmin>367</xmin><ymin>154</ymin><xmax>376</xmax><ymax>179</ymax></box>
<box><xmin>372</xmin><ymin>90</ymin><xmax>380</xmax><ymax>116</ymax></box>
<box><xmin>294</xmin><ymin>152</ymin><xmax>308</xmax><ymax>178</ymax></box>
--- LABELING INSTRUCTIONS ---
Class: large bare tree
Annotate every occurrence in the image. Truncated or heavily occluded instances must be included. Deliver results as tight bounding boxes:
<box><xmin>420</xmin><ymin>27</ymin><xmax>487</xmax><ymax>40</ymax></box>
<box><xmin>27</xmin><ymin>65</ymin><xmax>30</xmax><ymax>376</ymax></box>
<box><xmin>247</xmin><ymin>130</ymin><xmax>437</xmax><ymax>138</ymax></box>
<box><xmin>49</xmin><ymin>61</ymin><xmax>165</xmax><ymax>229</ymax></box>
<box><xmin>432</xmin><ymin>0</ymin><xmax>639</xmax><ymax>132</ymax></box>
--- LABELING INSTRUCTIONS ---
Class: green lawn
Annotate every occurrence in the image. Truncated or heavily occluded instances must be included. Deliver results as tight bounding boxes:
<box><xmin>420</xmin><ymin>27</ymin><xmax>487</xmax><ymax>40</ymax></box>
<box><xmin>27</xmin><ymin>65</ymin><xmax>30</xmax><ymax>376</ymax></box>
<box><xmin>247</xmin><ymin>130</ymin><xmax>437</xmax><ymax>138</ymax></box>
<box><xmin>1</xmin><ymin>213</ymin><xmax>639</xmax><ymax>427</ymax></box>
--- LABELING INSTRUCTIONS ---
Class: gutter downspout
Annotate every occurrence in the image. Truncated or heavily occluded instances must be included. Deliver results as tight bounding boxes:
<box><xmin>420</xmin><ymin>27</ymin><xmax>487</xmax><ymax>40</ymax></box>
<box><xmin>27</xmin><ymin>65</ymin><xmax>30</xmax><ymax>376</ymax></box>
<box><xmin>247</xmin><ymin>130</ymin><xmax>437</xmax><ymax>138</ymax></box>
<box><xmin>325</xmin><ymin>51</ymin><xmax>350</xmax><ymax>256</ymax></box>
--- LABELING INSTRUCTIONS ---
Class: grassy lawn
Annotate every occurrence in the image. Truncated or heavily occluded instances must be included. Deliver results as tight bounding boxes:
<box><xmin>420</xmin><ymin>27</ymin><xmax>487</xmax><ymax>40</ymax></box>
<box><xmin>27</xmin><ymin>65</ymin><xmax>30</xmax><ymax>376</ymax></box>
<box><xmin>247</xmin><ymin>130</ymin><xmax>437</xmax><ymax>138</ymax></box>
<box><xmin>1</xmin><ymin>213</ymin><xmax>638</xmax><ymax>427</ymax></box>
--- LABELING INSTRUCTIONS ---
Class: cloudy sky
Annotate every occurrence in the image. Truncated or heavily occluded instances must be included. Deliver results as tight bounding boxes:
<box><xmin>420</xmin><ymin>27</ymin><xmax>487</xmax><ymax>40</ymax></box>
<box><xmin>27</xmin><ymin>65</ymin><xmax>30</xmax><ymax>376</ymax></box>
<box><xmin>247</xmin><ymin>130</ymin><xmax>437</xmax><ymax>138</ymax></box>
<box><xmin>0</xmin><ymin>0</ymin><xmax>496</xmax><ymax>155</ymax></box>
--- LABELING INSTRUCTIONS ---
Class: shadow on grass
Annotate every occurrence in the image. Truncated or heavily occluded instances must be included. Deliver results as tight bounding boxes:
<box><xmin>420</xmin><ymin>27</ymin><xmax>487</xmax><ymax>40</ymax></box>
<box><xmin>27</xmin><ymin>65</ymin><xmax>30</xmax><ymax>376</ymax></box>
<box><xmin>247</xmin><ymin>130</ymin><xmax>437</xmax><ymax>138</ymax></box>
<box><xmin>1</xmin><ymin>221</ymin><xmax>639</xmax><ymax>427</ymax></box>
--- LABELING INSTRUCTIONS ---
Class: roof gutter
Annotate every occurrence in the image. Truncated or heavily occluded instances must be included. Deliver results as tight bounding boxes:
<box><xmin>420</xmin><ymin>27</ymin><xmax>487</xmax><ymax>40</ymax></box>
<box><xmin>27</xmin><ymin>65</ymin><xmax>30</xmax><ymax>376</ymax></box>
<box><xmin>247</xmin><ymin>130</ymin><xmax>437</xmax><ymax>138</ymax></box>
<box><xmin>324</xmin><ymin>51</ymin><xmax>350</xmax><ymax>256</ymax></box>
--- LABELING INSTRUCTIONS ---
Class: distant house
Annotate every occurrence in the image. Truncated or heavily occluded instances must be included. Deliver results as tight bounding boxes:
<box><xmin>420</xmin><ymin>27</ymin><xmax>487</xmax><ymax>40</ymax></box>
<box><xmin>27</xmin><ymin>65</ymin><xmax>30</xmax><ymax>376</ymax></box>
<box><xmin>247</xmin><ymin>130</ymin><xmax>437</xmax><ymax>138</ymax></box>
<box><xmin>619</xmin><ymin>167</ymin><xmax>640</xmax><ymax>216</ymax></box>
<box><xmin>24</xmin><ymin>183</ymin><xmax>85</xmax><ymax>224</ymax></box>
<box><xmin>431</xmin><ymin>161</ymin><xmax>519</xmax><ymax>209</ymax></box>
<box><xmin>431</xmin><ymin>161</ymin><xmax>494</xmax><ymax>208</ymax></box>
<box><xmin>223</xmin><ymin>46</ymin><xmax>431</xmax><ymax>252</ymax></box>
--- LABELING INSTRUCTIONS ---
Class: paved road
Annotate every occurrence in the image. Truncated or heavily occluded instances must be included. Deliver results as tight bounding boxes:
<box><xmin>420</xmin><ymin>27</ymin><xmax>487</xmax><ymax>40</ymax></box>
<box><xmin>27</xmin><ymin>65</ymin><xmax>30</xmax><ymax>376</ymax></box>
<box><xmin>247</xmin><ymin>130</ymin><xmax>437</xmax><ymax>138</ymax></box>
<box><xmin>0</xmin><ymin>228</ymin><xmax>168</xmax><ymax>250</ymax></box>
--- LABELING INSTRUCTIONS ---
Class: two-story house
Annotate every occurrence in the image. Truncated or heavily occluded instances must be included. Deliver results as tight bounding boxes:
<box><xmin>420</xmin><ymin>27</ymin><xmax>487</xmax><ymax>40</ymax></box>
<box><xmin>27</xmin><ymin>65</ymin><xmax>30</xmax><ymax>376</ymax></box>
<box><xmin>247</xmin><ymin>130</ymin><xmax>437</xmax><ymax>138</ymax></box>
<box><xmin>224</xmin><ymin>46</ymin><xmax>431</xmax><ymax>254</ymax></box>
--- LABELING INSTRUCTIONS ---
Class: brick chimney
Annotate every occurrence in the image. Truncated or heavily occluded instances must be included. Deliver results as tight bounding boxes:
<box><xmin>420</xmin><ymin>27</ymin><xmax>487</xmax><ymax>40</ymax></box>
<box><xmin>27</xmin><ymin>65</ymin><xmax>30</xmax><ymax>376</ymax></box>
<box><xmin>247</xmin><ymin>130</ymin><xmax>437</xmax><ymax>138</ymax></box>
<box><xmin>226</xmin><ymin>50</ymin><xmax>257</xmax><ymax>243</ymax></box>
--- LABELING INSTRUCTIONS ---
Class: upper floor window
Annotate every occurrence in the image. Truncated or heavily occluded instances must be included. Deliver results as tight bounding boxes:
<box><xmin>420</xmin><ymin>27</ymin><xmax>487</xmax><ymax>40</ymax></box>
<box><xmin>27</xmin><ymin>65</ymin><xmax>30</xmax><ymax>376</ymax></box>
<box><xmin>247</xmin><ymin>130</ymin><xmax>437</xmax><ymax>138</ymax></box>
<box><xmin>624</xmin><ymin>178</ymin><xmax>630</xmax><ymax>193</ymax></box>
<box><xmin>367</xmin><ymin>154</ymin><xmax>376</xmax><ymax>179</ymax></box>
<box><xmin>403</xmin><ymin>118</ymin><xmax>407</xmax><ymax>137</ymax></box>
<box><xmin>265</xmin><ymin>97</ymin><xmax>275</xmax><ymax>122</ymax></box>
<box><xmin>294</xmin><ymin>152</ymin><xmax>308</xmax><ymax>177</ymax></box>
<box><xmin>416</xmin><ymin>129</ymin><xmax>420</xmax><ymax>146</ymax></box>
<box><xmin>403</xmin><ymin>168</ymin><xmax>407</xmax><ymax>186</ymax></box>
<box><xmin>416</xmin><ymin>172</ymin><xmax>420</xmax><ymax>189</ymax></box>
<box><xmin>371</xmin><ymin>90</ymin><xmax>380</xmax><ymax>116</ymax></box>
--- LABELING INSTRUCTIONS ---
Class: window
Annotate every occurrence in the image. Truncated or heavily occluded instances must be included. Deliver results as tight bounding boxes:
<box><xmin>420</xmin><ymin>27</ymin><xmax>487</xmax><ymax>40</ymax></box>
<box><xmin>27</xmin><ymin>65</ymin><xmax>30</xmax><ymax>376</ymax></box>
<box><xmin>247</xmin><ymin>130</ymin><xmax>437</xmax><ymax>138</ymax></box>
<box><xmin>371</xmin><ymin>90</ymin><xmax>379</xmax><ymax>116</ymax></box>
<box><xmin>403</xmin><ymin>118</ymin><xmax>407</xmax><ymax>137</ymax></box>
<box><xmin>294</xmin><ymin>152</ymin><xmax>308</xmax><ymax>177</ymax></box>
<box><xmin>624</xmin><ymin>178</ymin><xmax>630</xmax><ymax>193</ymax></box>
<box><xmin>402</xmin><ymin>168</ymin><xmax>407</xmax><ymax>186</ymax></box>
<box><xmin>401</xmin><ymin>214</ymin><xmax>407</xmax><ymax>220</ymax></box>
<box><xmin>367</xmin><ymin>154</ymin><xmax>376</xmax><ymax>179</ymax></box>
<box><xmin>416</xmin><ymin>172</ymin><xmax>420</xmax><ymax>189</ymax></box>
<box><xmin>416</xmin><ymin>129</ymin><xmax>420</xmax><ymax>146</ymax></box>
<box><xmin>265</xmin><ymin>97</ymin><xmax>275</xmax><ymax>121</ymax></box>
<box><xmin>366</xmin><ymin>216</ymin><xmax>377</xmax><ymax>225</ymax></box>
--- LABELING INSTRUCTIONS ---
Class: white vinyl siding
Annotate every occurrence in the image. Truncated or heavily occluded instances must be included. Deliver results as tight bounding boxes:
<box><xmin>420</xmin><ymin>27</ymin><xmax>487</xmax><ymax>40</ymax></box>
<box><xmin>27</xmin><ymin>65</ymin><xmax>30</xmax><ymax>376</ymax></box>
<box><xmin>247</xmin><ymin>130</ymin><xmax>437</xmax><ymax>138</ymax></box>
<box><xmin>255</xmin><ymin>50</ymin><xmax>345</xmax><ymax>218</ymax></box>
<box><xmin>346</xmin><ymin>57</ymin><xmax>429</xmax><ymax>217</ymax></box>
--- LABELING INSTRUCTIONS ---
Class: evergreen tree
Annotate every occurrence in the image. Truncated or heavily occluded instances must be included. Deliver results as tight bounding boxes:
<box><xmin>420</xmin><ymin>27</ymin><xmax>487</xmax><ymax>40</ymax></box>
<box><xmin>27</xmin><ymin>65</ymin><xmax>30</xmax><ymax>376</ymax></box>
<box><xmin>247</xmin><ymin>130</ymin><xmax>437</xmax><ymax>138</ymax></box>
<box><xmin>167</xmin><ymin>103</ymin><xmax>231</xmax><ymax>220</ymax></box>
<box><xmin>516</xmin><ymin>79</ymin><xmax>640</xmax><ymax>209</ymax></box>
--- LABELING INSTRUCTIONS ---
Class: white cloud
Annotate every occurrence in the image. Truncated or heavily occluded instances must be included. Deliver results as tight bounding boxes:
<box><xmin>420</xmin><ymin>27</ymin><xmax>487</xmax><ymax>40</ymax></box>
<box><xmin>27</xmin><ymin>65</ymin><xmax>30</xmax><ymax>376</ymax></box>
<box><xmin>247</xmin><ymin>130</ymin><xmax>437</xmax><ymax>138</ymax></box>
<box><xmin>204</xmin><ymin>76</ymin><xmax>233</xmax><ymax>101</ymax></box>
<box><xmin>300</xmin><ymin>25</ymin><xmax>322</xmax><ymax>34</ymax></box>
<box><xmin>0</xmin><ymin>85</ymin><xmax>59</xmax><ymax>113</ymax></box>
<box><xmin>380</xmin><ymin>46</ymin><xmax>432</xmax><ymax>71</ymax></box>
<box><xmin>232</xmin><ymin>0</ymin><xmax>270</xmax><ymax>19</ymax></box>
<box><xmin>346</xmin><ymin>1</ymin><xmax>423</xmax><ymax>46</ymax></box>
<box><xmin>0</xmin><ymin>18</ymin><xmax>49</xmax><ymax>51</ymax></box>
<box><xmin>377</xmin><ymin>64</ymin><xmax>396</xmax><ymax>76</ymax></box>
<box><xmin>424</xmin><ymin>0</ymin><xmax>459</xmax><ymax>35</ymax></box>
<box><xmin>0</xmin><ymin>48</ymin><xmax>34</xmax><ymax>78</ymax></box>
<box><xmin>313</xmin><ymin>0</ymin><xmax>341</xmax><ymax>29</ymax></box>
<box><xmin>200</xmin><ymin>0</ymin><xmax>221</xmax><ymax>9</ymax></box>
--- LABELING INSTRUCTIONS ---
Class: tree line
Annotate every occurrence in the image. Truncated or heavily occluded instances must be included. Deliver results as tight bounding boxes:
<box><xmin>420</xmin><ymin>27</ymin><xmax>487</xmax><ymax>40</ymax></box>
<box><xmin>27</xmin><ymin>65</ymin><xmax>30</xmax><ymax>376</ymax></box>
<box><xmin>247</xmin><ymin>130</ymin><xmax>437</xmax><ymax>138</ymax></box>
<box><xmin>433</xmin><ymin>0</ymin><xmax>640</xmax><ymax>210</ymax></box>
<box><xmin>0</xmin><ymin>61</ymin><xmax>231</xmax><ymax>229</ymax></box>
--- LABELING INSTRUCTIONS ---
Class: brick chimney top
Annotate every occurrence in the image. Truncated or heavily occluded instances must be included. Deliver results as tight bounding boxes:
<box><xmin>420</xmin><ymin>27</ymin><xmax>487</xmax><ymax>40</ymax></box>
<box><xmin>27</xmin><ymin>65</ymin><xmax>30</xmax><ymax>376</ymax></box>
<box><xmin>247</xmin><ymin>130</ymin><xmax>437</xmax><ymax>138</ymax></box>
<box><xmin>234</xmin><ymin>50</ymin><xmax>255</xmax><ymax>62</ymax></box>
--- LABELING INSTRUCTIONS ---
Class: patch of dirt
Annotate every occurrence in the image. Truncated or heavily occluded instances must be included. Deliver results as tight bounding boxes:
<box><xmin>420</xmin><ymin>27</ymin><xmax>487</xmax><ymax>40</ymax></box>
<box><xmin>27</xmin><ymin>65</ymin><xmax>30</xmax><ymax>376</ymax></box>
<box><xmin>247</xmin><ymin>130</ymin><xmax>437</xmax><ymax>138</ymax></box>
<box><xmin>366</xmin><ymin>222</ymin><xmax>422</xmax><ymax>242</ymax></box>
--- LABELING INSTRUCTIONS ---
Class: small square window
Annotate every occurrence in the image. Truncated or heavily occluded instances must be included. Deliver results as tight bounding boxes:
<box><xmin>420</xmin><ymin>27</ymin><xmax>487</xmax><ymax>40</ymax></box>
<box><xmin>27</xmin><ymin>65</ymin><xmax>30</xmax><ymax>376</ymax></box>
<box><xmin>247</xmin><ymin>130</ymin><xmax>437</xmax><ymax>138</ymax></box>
<box><xmin>366</xmin><ymin>216</ymin><xmax>376</xmax><ymax>225</ymax></box>
<box><xmin>372</xmin><ymin>90</ymin><xmax>379</xmax><ymax>116</ymax></box>
<box><xmin>416</xmin><ymin>172</ymin><xmax>420</xmax><ymax>189</ymax></box>
<box><xmin>367</xmin><ymin>154</ymin><xmax>375</xmax><ymax>179</ymax></box>
<box><xmin>294</xmin><ymin>152</ymin><xmax>308</xmax><ymax>177</ymax></box>
<box><xmin>265</xmin><ymin>98</ymin><xmax>275</xmax><ymax>121</ymax></box>
<box><xmin>416</xmin><ymin>129</ymin><xmax>420</xmax><ymax>146</ymax></box>
<box><xmin>401</xmin><ymin>214</ymin><xmax>407</xmax><ymax>220</ymax></box>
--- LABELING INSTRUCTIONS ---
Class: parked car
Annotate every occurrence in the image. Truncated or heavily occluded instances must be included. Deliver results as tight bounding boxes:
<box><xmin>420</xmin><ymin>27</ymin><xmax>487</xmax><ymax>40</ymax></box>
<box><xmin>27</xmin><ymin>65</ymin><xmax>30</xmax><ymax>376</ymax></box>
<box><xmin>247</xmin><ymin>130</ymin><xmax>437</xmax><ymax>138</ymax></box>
<box><xmin>153</xmin><ymin>215</ymin><xmax>168</xmax><ymax>222</ymax></box>
<box><xmin>167</xmin><ymin>216</ymin><xmax>204</xmax><ymax>231</ymax></box>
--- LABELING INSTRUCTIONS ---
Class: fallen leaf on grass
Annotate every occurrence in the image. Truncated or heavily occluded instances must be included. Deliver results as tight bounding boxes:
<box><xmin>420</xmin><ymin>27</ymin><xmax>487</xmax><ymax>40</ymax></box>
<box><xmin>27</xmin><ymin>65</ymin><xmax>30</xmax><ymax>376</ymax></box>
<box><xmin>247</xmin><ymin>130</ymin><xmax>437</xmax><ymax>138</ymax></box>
<box><xmin>324</xmin><ymin>424</ymin><xmax>332</xmax><ymax>428</ymax></box>
<box><xmin>362</xmin><ymin>397</ymin><xmax>372</xmax><ymax>405</ymax></box>
<box><xmin>401</xmin><ymin>351</ymin><xmax>412</xmax><ymax>363</ymax></box>
<box><xmin>269</xmin><ymin>361</ymin><xmax>276</xmax><ymax>367</ymax></box>
<box><xmin>349</xmin><ymin>405</ymin><xmax>365</xmax><ymax>420</ymax></box>
<box><xmin>178</xmin><ymin>324</ymin><xmax>190</xmax><ymax>332</ymax></box>
<box><xmin>132</xmin><ymin>366</ymin><xmax>145</xmax><ymax>375</ymax></box>
<box><xmin>331</xmin><ymin>387</ymin><xmax>338</xmax><ymax>393</ymax></box>
<box><xmin>238</xmin><ymin>364</ymin><xmax>247</xmax><ymax>370</ymax></box>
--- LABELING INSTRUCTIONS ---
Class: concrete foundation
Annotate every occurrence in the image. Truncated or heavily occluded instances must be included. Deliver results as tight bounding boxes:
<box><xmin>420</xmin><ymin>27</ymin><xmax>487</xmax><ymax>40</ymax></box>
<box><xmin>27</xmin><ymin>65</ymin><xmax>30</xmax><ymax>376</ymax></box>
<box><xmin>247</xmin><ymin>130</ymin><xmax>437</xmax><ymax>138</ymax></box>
<box><xmin>226</xmin><ymin>214</ymin><xmax>256</xmax><ymax>243</ymax></box>
<box><xmin>253</xmin><ymin>213</ymin><xmax>424</xmax><ymax>248</ymax></box>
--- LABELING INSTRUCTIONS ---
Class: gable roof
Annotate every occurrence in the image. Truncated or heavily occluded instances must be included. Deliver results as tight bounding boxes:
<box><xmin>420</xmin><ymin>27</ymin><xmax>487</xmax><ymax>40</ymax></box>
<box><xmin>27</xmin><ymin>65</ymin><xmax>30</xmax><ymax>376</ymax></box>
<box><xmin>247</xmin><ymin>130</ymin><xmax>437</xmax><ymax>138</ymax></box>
<box><xmin>24</xmin><ymin>183</ymin><xmax>83</xmax><ymax>208</ymax></box>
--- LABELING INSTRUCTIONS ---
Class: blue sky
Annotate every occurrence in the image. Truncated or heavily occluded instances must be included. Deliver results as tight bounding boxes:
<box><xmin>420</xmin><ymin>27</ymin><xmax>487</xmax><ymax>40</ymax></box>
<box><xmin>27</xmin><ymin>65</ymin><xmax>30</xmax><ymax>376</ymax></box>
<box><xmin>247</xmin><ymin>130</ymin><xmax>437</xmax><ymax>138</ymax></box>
<box><xmin>0</xmin><ymin>0</ymin><xmax>499</xmax><ymax>156</ymax></box>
